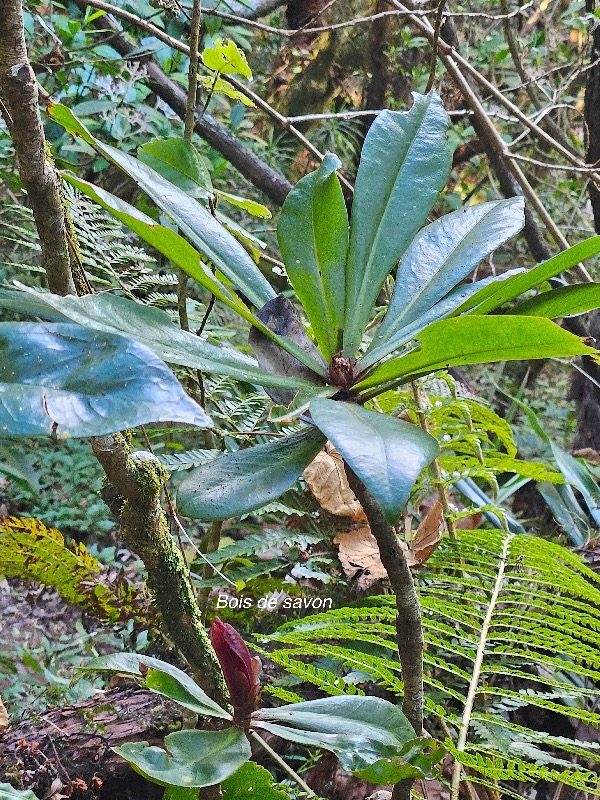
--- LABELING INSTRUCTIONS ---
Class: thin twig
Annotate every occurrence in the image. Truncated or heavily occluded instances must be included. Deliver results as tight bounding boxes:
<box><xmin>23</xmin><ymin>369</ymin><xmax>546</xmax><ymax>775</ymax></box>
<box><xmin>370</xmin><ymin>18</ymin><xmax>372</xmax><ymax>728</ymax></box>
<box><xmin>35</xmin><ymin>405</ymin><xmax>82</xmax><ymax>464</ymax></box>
<box><xmin>249</xmin><ymin>730</ymin><xmax>316</xmax><ymax>796</ymax></box>
<box><xmin>402</xmin><ymin>4</ymin><xmax>593</xmax><ymax>280</ymax></box>
<box><xmin>197</xmin><ymin>519</ymin><xmax>224</xmax><ymax>617</ymax></box>
<box><xmin>425</xmin><ymin>0</ymin><xmax>446</xmax><ymax>94</ymax></box>
<box><xmin>391</xmin><ymin>0</ymin><xmax>600</xmax><ymax>187</ymax></box>
<box><xmin>184</xmin><ymin>0</ymin><xmax>202</xmax><ymax>139</ymax></box>
<box><xmin>67</xmin><ymin>0</ymin><xmax>353</xmax><ymax>190</ymax></box>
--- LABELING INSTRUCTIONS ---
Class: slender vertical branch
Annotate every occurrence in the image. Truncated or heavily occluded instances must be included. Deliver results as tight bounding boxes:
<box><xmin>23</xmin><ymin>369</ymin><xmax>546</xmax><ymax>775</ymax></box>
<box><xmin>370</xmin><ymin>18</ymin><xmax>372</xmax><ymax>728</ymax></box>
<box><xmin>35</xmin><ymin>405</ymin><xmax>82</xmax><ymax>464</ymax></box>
<box><xmin>0</xmin><ymin>0</ymin><xmax>75</xmax><ymax>296</ymax></box>
<box><xmin>411</xmin><ymin>381</ymin><xmax>457</xmax><ymax>540</ymax></box>
<box><xmin>344</xmin><ymin>469</ymin><xmax>423</xmax><ymax>734</ymax></box>
<box><xmin>345</xmin><ymin>467</ymin><xmax>422</xmax><ymax>800</ymax></box>
<box><xmin>185</xmin><ymin>0</ymin><xmax>202</xmax><ymax>139</ymax></box>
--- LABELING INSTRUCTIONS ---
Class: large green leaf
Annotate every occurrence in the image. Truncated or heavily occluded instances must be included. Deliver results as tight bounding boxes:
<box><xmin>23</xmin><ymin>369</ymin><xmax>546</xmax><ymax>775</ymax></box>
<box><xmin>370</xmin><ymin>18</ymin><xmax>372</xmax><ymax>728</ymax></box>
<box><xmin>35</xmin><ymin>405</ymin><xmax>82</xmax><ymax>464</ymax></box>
<box><xmin>177</xmin><ymin>427</ymin><xmax>326</xmax><ymax>520</ymax></box>
<box><xmin>368</xmin><ymin>198</ymin><xmax>525</xmax><ymax>363</ymax></box>
<box><xmin>512</xmin><ymin>283</ymin><xmax>600</xmax><ymax>318</ymax></box>
<box><xmin>343</xmin><ymin>93</ymin><xmax>454</xmax><ymax>358</ymax></box>
<box><xmin>113</xmin><ymin>728</ymin><xmax>250</xmax><ymax>787</ymax></box>
<box><xmin>0</xmin><ymin>322</ymin><xmax>210</xmax><ymax>437</ymax></box>
<box><xmin>252</xmin><ymin>695</ymin><xmax>415</xmax><ymax>773</ymax></box>
<box><xmin>61</xmin><ymin>174</ymin><xmax>253</xmax><ymax>320</ymax></box>
<box><xmin>81</xmin><ymin>653</ymin><xmax>231</xmax><ymax>719</ymax></box>
<box><xmin>309</xmin><ymin>399</ymin><xmax>438</xmax><ymax>523</ymax></box>
<box><xmin>221</xmin><ymin>763</ymin><xmax>289</xmax><ymax>799</ymax></box>
<box><xmin>138</xmin><ymin>136</ymin><xmax>213</xmax><ymax>199</ymax></box>
<box><xmin>362</xmin><ymin>267</ymin><xmax>525</xmax><ymax>368</ymax></box>
<box><xmin>355</xmin><ymin>316</ymin><xmax>599</xmax><ymax>393</ymax></box>
<box><xmin>277</xmin><ymin>153</ymin><xmax>348</xmax><ymax>359</ymax></box>
<box><xmin>458</xmin><ymin>236</ymin><xmax>600</xmax><ymax>316</ymax></box>
<box><xmin>59</xmin><ymin>175</ymin><xmax>326</xmax><ymax>378</ymax></box>
<box><xmin>49</xmin><ymin>103</ymin><xmax>274</xmax><ymax>309</ymax></box>
<box><xmin>0</xmin><ymin>289</ymin><xmax>314</xmax><ymax>393</ymax></box>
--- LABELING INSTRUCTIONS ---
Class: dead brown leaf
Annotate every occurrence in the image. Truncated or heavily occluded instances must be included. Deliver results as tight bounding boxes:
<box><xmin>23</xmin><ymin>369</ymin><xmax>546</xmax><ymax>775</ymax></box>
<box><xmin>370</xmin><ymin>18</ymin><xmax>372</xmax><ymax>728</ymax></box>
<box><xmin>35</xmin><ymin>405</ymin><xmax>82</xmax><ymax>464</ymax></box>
<box><xmin>333</xmin><ymin>527</ymin><xmax>388</xmax><ymax>590</ymax></box>
<box><xmin>0</xmin><ymin>694</ymin><xmax>8</xmax><ymax>731</ymax></box>
<box><xmin>402</xmin><ymin>501</ymin><xmax>444</xmax><ymax>568</ymax></box>
<box><xmin>304</xmin><ymin>447</ymin><xmax>367</xmax><ymax>522</ymax></box>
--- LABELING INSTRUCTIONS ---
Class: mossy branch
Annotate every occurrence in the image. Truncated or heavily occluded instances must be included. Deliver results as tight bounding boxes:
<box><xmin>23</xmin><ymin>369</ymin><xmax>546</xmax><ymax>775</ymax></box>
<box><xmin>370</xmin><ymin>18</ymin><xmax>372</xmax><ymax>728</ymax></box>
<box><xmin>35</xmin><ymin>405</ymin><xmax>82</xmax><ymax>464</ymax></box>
<box><xmin>92</xmin><ymin>434</ymin><xmax>229</xmax><ymax>706</ymax></box>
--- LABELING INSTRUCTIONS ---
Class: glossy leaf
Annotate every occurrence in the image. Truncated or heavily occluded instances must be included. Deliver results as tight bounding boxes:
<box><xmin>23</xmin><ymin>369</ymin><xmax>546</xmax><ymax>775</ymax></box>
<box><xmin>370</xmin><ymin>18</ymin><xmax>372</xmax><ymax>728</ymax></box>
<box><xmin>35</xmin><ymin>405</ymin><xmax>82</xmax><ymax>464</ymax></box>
<box><xmin>0</xmin><ymin>322</ymin><xmax>210</xmax><ymax>438</ymax></box>
<box><xmin>370</xmin><ymin>198</ymin><xmax>525</xmax><ymax>355</ymax></box>
<box><xmin>309</xmin><ymin>399</ymin><xmax>439</xmax><ymax>523</ymax></box>
<box><xmin>81</xmin><ymin>653</ymin><xmax>231</xmax><ymax>719</ymax></box>
<box><xmin>355</xmin><ymin>316</ymin><xmax>599</xmax><ymax>392</ymax></box>
<box><xmin>362</xmin><ymin>267</ymin><xmax>525</xmax><ymax>368</ymax></box>
<box><xmin>354</xmin><ymin>738</ymin><xmax>446</xmax><ymax>784</ymax></box>
<box><xmin>537</xmin><ymin>482</ymin><xmax>589</xmax><ymax>547</ymax></box>
<box><xmin>138</xmin><ymin>137</ymin><xmax>213</xmax><ymax>198</ymax></box>
<box><xmin>459</xmin><ymin>235</ymin><xmax>600</xmax><ymax>316</ymax></box>
<box><xmin>61</xmin><ymin>174</ymin><xmax>253</xmax><ymax>320</ymax></box>
<box><xmin>343</xmin><ymin>93</ymin><xmax>454</xmax><ymax>358</ymax></box>
<box><xmin>278</xmin><ymin>153</ymin><xmax>348</xmax><ymax>359</ymax></box>
<box><xmin>512</xmin><ymin>283</ymin><xmax>600</xmax><ymax>318</ymax></box>
<box><xmin>177</xmin><ymin>427</ymin><xmax>326</xmax><ymax>520</ymax></box>
<box><xmin>0</xmin><ymin>289</ymin><xmax>314</xmax><ymax>393</ymax></box>
<box><xmin>113</xmin><ymin>728</ymin><xmax>250</xmax><ymax>787</ymax></box>
<box><xmin>222</xmin><ymin>762</ymin><xmax>289</xmax><ymax>799</ymax></box>
<box><xmin>59</xmin><ymin>175</ymin><xmax>326</xmax><ymax>377</ymax></box>
<box><xmin>252</xmin><ymin>695</ymin><xmax>415</xmax><ymax>773</ymax></box>
<box><xmin>48</xmin><ymin>103</ymin><xmax>274</xmax><ymax>309</ymax></box>
<box><xmin>215</xmin><ymin>189</ymin><xmax>271</xmax><ymax>219</ymax></box>
<box><xmin>550</xmin><ymin>443</ymin><xmax>600</xmax><ymax>529</ymax></box>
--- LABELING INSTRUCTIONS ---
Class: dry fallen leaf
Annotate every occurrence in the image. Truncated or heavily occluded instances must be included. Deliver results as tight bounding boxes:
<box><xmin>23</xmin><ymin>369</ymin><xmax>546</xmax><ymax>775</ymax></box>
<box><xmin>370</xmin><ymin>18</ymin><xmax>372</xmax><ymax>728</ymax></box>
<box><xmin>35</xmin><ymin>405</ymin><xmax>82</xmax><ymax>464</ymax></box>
<box><xmin>0</xmin><ymin>695</ymin><xmax>7</xmax><ymax>731</ymax></box>
<box><xmin>334</xmin><ymin>527</ymin><xmax>387</xmax><ymax>590</ymax></box>
<box><xmin>304</xmin><ymin>446</ymin><xmax>367</xmax><ymax>522</ymax></box>
<box><xmin>402</xmin><ymin>501</ymin><xmax>444</xmax><ymax>568</ymax></box>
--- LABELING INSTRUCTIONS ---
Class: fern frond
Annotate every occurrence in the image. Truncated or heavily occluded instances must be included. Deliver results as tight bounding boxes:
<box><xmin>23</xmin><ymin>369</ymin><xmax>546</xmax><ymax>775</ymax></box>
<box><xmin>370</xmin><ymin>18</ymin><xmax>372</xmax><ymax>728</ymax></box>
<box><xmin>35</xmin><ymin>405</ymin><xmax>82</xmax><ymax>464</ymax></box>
<box><xmin>255</xmin><ymin>648</ymin><xmax>364</xmax><ymax>697</ymax></box>
<box><xmin>266</xmin><ymin>529</ymin><xmax>600</xmax><ymax>796</ymax></box>
<box><xmin>158</xmin><ymin>448</ymin><xmax>221</xmax><ymax>471</ymax></box>
<box><xmin>0</xmin><ymin>516</ymin><xmax>151</xmax><ymax>625</ymax></box>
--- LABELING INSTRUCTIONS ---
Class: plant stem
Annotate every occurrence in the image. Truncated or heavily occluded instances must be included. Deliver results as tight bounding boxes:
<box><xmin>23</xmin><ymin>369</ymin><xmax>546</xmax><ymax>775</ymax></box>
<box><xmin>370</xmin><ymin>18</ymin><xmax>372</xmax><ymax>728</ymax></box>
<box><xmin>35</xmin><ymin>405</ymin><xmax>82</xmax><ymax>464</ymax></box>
<box><xmin>249</xmin><ymin>730</ymin><xmax>316</xmax><ymax>796</ymax></box>
<box><xmin>184</xmin><ymin>0</ymin><xmax>202</xmax><ymax>139</ymax></box>
<box><xmin>351</xmin><ymin>474</ymin><xmax>423</xmax><ymax>730</ymax></box>
<box><xmin>345</xmin><ymin>466</ymin><xmax>423</xmax><ymax>800</ymax></box>
<box><xmin>198</xmin><ymin>519</ymin><xmax>223</xmax><ymax>618</ymax></box>
<box><xmin>91</xmin><ymin>434</ymin><xmax>230</xmax><ymax>706</ymax></box>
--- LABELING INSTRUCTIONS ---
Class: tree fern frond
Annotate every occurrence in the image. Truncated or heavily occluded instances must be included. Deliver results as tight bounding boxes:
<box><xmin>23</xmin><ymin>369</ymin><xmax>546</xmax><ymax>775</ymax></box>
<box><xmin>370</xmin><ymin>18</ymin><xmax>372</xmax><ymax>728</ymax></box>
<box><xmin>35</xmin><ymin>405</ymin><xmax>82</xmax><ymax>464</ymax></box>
<box><xmin>267</xmin><ymin>529</ymin><xmax>600</xmax><ymax>796</ymax></box>
<box><xmin>256</xmin><ymin>649</ymin><xmax>364</xmax><ymax>697</ymax></box>
<box><xmin>263</xmin><ymin>686</ymin><xmax>305</xmax><ymax>704</ymax></box>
